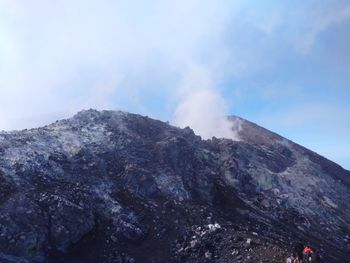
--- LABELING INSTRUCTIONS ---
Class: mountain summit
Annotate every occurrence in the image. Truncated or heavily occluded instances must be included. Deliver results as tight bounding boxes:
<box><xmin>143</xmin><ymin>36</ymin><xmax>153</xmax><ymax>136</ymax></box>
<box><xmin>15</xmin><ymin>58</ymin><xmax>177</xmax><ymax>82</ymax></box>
<box><xmin>0</xmin><ymin>109</ymin><xmax>349</xmax><ymax>262</ymax></box>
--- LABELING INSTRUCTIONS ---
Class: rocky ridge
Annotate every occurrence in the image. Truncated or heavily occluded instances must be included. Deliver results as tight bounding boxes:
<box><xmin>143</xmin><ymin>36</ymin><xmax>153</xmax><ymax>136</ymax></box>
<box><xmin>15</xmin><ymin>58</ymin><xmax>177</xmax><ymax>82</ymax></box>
<box><xmin>0</xmin><ymin>109</ymin><xmax>349</xmax><ymax>262</ymax></box>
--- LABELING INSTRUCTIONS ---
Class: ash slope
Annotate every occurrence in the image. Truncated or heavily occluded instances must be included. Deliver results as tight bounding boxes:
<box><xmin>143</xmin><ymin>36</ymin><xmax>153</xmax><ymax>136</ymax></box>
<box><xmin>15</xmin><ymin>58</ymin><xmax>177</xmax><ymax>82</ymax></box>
<box><xmin>0</xmin><ymin>110</ymin><xmax>349</xmax><ymax>263</ymax></box>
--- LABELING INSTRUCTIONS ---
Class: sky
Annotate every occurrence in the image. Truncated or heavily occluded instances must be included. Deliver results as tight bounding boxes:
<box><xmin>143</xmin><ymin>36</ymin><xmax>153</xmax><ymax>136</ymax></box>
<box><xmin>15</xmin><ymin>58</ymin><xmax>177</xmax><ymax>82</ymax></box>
<box><xmin>0</xmin><ymin>0</ymin><xmax>349</xmax><ymax>169</ymax></box>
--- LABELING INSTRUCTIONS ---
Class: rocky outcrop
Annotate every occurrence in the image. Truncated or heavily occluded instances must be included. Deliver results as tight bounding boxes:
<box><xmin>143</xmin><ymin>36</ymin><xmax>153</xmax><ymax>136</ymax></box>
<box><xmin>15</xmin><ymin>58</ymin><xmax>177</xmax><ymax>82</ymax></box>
<box><xmin>0</xmin><ymin>110</ymin><xmax>349</xmax><ymax>262</ymax></box>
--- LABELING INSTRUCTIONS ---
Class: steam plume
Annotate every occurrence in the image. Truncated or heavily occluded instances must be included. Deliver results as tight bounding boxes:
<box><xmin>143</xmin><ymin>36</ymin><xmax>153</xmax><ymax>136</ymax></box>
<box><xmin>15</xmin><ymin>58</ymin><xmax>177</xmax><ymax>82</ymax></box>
<box><xmin>173</xmin><ymin>64</ymin><xmax>239</xmax><ymax>140</ymax></box>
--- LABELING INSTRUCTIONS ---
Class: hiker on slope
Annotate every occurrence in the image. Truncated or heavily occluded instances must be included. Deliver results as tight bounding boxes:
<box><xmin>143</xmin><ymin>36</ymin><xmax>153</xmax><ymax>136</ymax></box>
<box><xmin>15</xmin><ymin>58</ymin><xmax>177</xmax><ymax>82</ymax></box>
<box><xmin>303</xmin><ymin>245</ymin><xmax>314</xmax><ymax>262</ymax></box>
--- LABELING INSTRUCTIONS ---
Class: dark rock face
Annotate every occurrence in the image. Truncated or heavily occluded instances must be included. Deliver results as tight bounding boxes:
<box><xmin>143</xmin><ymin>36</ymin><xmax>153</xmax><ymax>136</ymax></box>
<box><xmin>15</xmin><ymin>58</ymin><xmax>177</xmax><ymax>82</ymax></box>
<box><xmin>0</xmin><ymin>110</ymin><xmax>349</xmax><ymax>262</ymax></box>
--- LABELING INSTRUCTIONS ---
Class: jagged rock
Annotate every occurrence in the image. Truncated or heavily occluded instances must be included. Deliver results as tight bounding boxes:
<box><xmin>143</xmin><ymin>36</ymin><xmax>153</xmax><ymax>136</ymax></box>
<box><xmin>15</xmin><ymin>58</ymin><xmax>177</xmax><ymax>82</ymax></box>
<box><xmin>0</xmin><ymin>109</ymin><xmax>348</xmax><ymax>262</ymax></box>
<box><xmin>204</xmin><ymin>251</ymin><xmax>212</xmax><ymax>259</ymax></box>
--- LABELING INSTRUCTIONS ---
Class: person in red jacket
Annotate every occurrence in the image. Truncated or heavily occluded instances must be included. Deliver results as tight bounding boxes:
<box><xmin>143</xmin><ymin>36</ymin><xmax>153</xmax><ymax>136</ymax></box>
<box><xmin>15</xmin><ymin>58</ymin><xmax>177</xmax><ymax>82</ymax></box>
<box><xmin>303</xmin><ymin>246</ymin><xmax>313</xmax><ymax>262</ymax></box>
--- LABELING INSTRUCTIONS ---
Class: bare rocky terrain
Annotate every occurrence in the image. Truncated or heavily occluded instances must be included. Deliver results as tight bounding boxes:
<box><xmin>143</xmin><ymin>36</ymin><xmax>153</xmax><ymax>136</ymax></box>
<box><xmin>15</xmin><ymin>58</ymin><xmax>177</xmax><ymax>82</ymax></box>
<box><xmin>0</xmin><ymin>109</ymin><xmax>349</xmax><ymax>262</ymax></box>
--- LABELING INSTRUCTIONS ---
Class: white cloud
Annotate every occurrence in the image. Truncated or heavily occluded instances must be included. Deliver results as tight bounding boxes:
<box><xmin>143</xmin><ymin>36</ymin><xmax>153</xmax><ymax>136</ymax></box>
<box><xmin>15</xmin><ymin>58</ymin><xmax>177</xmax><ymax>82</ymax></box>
<box><xmin>0</xmin><ymin>0</ymin><xmax>239</xmax><ymax>130</ymax></box>
<box><xmin>295</xmin><ymin>5</ymin><xmax>350</xmax><ymax>53</ymax></box>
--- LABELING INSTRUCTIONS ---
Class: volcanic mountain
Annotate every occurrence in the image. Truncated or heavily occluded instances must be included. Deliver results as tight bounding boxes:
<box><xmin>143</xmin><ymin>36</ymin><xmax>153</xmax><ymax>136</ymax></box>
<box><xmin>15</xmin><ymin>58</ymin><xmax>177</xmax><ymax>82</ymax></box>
<box><xmin>0</xmin><ymin>110</ymin><xmax>349</xmax><ymax>262</ymax></box>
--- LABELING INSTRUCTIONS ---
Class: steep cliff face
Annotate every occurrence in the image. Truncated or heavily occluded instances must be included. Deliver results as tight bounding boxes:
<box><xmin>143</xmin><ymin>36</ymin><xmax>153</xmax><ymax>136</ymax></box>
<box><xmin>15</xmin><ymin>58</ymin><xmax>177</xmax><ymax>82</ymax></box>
<box><xmin>0</xmin><ymin>110</ymin><xmax>349</xmax><ymax>263</ymax></box>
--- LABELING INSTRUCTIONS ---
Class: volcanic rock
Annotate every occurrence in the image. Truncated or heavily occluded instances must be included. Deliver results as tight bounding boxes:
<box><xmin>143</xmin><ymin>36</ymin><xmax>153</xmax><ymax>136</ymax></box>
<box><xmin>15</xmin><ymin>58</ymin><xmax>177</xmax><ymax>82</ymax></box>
<box><xmin>0</xmin><ymin>109</ymin><xmax>349</xmax><ymax>262</ymax></box>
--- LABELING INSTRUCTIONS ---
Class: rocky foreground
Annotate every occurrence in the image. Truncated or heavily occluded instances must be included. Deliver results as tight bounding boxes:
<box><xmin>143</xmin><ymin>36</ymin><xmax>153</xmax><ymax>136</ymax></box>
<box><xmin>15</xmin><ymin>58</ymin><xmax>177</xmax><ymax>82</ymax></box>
<box><xmin>0</xmin><ymin>110</ymin><xmax>349</xmax><ymax>262</ymax></box>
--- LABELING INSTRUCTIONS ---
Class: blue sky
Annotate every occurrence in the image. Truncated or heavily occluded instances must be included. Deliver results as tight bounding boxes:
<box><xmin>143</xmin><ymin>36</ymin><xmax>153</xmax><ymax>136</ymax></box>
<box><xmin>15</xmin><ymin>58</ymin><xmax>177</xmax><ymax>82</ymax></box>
<box><xmin>0</xmin><ymin>0</ymin><xmax>349</xmax><ymax>169</ymax></box>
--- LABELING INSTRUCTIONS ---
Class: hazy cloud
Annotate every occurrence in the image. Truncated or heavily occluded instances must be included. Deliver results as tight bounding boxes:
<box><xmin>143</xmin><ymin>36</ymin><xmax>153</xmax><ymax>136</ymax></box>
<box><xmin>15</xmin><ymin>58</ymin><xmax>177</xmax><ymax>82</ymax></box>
<box><xmin>294</xmin><ymin>4</ymin><xmax>350</xmax><ymax>53</ymax></box>
<box><xmin>0</xmin><ymin>0</ymin><xmax>238</xmax><ymax>132</ymax></box>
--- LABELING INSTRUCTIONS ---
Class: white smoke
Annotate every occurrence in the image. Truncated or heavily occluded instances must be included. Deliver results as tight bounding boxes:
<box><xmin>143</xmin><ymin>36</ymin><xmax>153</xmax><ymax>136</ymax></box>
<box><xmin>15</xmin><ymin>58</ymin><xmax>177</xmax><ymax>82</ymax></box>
<box><xmin>173</xmin><ymin>64</ymin><xmax>239</xmax><ymax>140</ymax></box>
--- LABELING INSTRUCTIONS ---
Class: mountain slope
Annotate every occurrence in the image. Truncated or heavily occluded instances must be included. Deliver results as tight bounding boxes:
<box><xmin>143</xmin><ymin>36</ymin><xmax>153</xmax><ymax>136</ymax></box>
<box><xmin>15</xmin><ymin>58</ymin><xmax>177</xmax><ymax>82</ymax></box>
<box><xmin>0</xmin><ymin>110</ymin><xmax>349</xmax><ymax>262</ymax></box>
